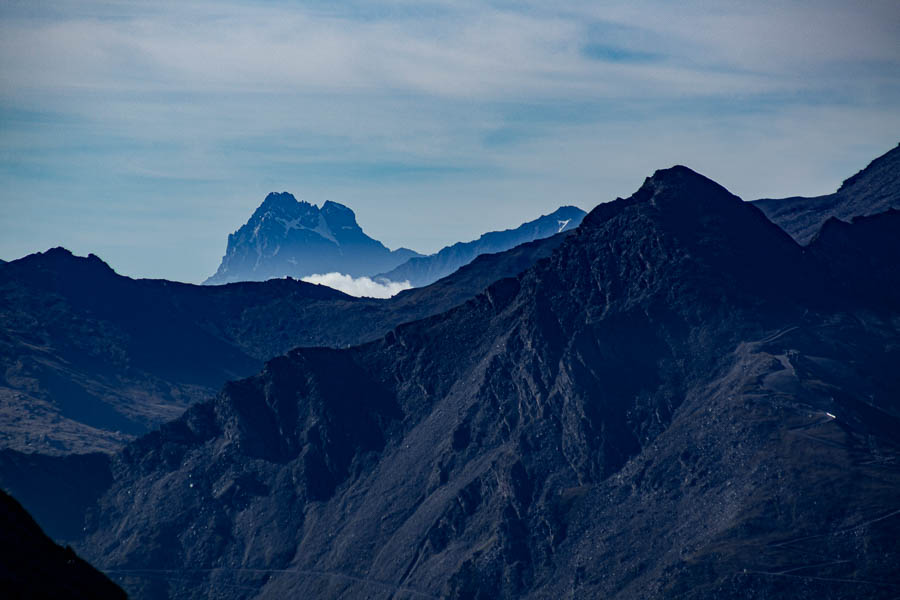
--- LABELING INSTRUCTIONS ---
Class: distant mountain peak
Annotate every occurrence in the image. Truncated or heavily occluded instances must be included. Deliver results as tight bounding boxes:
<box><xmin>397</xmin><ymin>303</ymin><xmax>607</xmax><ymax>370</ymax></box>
<box><xmin>205</xmin><ymin>193</ymin><xmax>420</xmax><ymax>285</ymax></box>
<box><xmin>260</xmin><ymin>190</ymin><xmax>299</xmax><ymax>209</ymax></box>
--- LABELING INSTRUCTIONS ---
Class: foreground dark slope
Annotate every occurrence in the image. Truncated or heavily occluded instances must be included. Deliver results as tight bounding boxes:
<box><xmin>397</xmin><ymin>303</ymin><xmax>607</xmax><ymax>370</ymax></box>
<box><xmin>754</xmin><ymin>142</ymin><xmax>900</xmax><ymax>243</ymax></box>
<box><xmin>77</xmin><ymin>167</ymin><xmax>900</xmax><ymax>599</ymax></box>
<box><xmin>0</xmin><ymin>489</ymin><xmax>126</xmax><ymax>599</ymax></box>
<box><xmin>1</xmin><ymin>237</ymin><xmax>566</xmax><ymax>455</ymax></box>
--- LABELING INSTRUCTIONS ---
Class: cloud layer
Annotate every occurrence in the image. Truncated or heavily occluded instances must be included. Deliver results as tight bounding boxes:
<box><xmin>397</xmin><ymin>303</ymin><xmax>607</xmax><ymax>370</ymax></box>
<box><xmin>301</xmin><ymin>272</ymin><xmax>411</xmax><ymax>299</ymax></box>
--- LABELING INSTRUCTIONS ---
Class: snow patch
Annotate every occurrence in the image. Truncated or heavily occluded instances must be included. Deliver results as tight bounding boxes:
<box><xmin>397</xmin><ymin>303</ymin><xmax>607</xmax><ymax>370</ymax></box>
<box><xmin>313</xmin><ymin>213</ymin><xmax>338</xmax><ymax>243</ymax></box>
<box><xmin>557</xmin><ymin>219</ymin><xmax>571</xmax><ymax>233</ymax></box>
<box><xmin>301</xmin><ymin>272</ymin><xmax>411</xmax><ymax>299</ymax></box>
<box><xmin>275</xmin><ymin>214</ymin><xmax>338</xmax><ymax>244</ymax></box>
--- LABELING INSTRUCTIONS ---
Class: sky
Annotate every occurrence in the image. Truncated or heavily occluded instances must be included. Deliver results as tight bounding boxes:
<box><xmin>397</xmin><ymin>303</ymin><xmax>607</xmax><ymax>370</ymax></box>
<box><xmin>1</xmin><ymin>0</ymin><xmax>898</xmax><ymax>283</ymax></box>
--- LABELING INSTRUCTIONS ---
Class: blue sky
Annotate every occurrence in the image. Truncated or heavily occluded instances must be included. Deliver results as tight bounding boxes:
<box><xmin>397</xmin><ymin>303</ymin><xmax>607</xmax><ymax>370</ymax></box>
<box><xmin>1</xmin><ymin>0</ymin><xmax>899</xmax><ymax>283</ymax></box>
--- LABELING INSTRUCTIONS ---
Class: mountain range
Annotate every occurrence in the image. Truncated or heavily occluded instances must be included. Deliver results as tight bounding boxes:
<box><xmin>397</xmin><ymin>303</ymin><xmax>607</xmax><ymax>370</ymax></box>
<box><xmin>1</xmin><ymin>144</ymin><xmax>899</xmax><ymax>599</ymax></box>
<box><xmin>11</xmin><ymin>153</ymin><xmax>898</xmax><ymax>599</ymax></box>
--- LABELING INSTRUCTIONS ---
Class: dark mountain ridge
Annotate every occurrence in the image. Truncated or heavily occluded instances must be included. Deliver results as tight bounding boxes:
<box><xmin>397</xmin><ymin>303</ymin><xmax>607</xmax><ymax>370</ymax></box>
<box><xmin>376</xmin><ymin>205</ymin><xmax>585</xmax><ymax>287</ymax></box>
<box><xmin>73</xmin><ymin>166</ymin><xmax>900</xmax><ymax>598</ymax></box>
<box><xmin>0</xmin><ymin>248</ymin><xmax>353</xmax><ymax>453</ymax></box>
<box><xmin>754</xmin><ymin>142</ymin><xmax>900</xmax><ymax>243</ymax></box>
<box><xmin>0</xmin><ymin>230</ymin><xmax>574</xmax><ymax>454</ymax></box>
<box><xmin>205</xmin><ymin>193</ymin><xmax>421</xmax><ymax>285</ymax></box>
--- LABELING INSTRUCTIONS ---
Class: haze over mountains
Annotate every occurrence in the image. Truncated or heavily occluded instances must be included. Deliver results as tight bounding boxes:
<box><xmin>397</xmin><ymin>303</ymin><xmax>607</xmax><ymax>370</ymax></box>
<box><xmin>1</xmin><ymin>144</ymin><xmax>899</xmax><ymax>599</ymax></box>
<box><xmin>204</xmin><ymin>191</ymin><xmax>585</xmax><ymax>292</ymax></box>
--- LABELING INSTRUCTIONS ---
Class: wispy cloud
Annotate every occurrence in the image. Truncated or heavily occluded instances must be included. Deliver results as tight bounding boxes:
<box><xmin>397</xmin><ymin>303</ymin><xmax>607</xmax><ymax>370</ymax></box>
<box><xmin>301</xmin><ymin>272</ymin><xmax>411</xmax><ymax>299</ymax></box>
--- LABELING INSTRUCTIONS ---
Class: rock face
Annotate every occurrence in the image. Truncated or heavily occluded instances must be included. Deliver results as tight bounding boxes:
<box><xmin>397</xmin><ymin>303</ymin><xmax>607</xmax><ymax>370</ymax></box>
<box><xmin>76</xmin><ymin>166</ymin><xmax>900</xmax><ymax>599</ymax></box>
<box><xmin>205</xmin><ymin>194</ymin><xmax>421</xmax><ymax>284</ymax></box>
<box><xmin>376</xmin><ymin>206</ymin><xmax>586</xmax><ymax>287</ymax></box>
<box><xmin>754</xmin><ymin>142</ymin><xmax>900</xmax><ymax>244</ymax></box>
<box><xmin>0</xmin><ymin>489</ymin><xmax>126</xmax><ymax>599</ymax></box>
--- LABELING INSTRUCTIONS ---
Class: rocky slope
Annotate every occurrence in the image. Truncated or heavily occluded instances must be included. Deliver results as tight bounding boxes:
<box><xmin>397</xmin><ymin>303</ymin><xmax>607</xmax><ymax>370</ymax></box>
<box><xmin>754</xmin><ymin>142</ymin><xmax>900</xmax><ymax>243</ymax></box>
<box><xmin>0</xmin><ymin>488</ymin><xmax>125</xmax><ymax>599</ymax></box>
<box><xmin>205</xmin><ymin>193</ymin><xmax>420</xmax><ymax>284</ymax></box>
<box><xmin>1</xmin><ymin>231</ymin><xmax>571</xmax><ymax>455</ymax></box>
<box><xmin>376</xmin><ymin>206</ymin><xmax>585</xmax><ymax>287</ymax></box>
<box><xmin>74</xmin><ymin>166</ymin><xmax>900</xmax><ymax>599</ymax></box>
<box><xmin>0</xmin><ymin>249</ymin><xmax>352</xmax><ymax>454</ymax></box>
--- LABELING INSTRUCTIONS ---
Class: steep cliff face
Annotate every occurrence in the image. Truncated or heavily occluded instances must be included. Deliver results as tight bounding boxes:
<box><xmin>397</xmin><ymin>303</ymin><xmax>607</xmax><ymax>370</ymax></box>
<box><xmin>78</xmin><ymin>167</ymin><xmax>900</xmax><ymax>599</ymax></box>
<box><xmin>205</xmin><ymin>193</ymin><xmax>420</xmax><ymax>284</ymax></box>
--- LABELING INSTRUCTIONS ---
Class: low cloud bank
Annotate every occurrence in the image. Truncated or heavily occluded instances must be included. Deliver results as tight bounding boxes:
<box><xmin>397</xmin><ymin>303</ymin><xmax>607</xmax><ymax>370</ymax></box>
<box><xmin>301</xmin><ymin>272</ymin><xmax>411</xmax><ymax>299</ymax></box>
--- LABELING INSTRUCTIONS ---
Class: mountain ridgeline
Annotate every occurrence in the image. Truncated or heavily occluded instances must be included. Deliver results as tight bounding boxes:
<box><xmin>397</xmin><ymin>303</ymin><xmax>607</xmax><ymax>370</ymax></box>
<box><xmin>753</xmin><ymin>142</ymin><xmax>900</xmax><ymax>243</ymax></box>
<box><xmin>376</xmin><ymin>206</ymin><xmax>585</xmax><ymax>287</ymax></box>
<box><xmin>72</xmin><ymin>165</ymin><xmax>900</xmax><ymax>599</ymax></box>
<box><xmin>0</xmin><ymin>231</ymin><xmax>575</xmax><ymax>455</ymax></box>
<box><xmin>205</xmin><ymin>194</ymin><xmax>421</xmax><ymax>284</ymax></box>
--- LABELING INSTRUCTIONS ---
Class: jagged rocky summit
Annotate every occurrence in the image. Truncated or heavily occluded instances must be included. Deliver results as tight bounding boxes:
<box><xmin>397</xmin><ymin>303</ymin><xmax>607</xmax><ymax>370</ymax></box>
<box><xmin>205</xmin><ymin>193</ymin><xmax>421</xmax><ymax>284</ymax></box>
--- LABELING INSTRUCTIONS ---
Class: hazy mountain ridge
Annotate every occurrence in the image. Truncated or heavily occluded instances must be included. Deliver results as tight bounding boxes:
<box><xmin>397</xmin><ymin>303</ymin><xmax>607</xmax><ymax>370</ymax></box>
<box><xmin>753</xmin><ymin>142</ymin><xmax>900</xmax><ymax>243</ymax></box>
<box><xmin>376</xmin><ymin>206</ymin><xmax>586</xmax><ymax>287</ymax></box>
<box><xmin>205</xmin><ymin>193</ymin><xmax>421</xmax><ymax>285</ymax></box>
<box><xmin>72</xmin><ymin>166</ymin><xmax>900</xmax><ymax>599</ymax></box>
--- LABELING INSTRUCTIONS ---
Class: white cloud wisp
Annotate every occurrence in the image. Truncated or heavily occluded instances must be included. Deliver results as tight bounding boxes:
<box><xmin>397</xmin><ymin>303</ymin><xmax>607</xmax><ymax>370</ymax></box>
<box><xmin>301</xmin><ymin>272</ymin><xmax>411</xmax><ymax>299</ymax></box>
